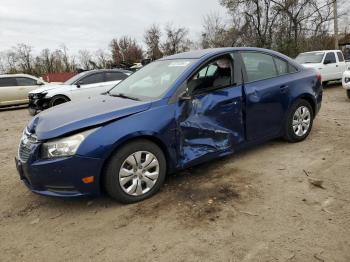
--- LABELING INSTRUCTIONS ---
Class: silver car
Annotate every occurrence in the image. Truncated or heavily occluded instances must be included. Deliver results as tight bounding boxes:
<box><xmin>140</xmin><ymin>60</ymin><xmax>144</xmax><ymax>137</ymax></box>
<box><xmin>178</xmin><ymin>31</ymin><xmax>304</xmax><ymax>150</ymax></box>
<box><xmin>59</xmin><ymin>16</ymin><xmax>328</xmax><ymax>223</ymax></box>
<box><xmin>0</xmin><ymin>74</ymin><xmax>46</xmax><ymax>107</ymax></box>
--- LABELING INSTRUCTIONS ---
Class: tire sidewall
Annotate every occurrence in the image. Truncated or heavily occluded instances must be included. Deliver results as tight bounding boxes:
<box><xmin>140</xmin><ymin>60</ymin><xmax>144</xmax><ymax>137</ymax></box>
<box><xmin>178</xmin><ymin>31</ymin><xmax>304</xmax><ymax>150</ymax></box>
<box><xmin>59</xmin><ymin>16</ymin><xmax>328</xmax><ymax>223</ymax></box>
<box><xmin>49</xmin><ymin>95</ymin><xmax>69</xmax><ymax>107</ymax></box>
<box><xmin>104</xmin><ymin>140</ymin><xmax>166</xmax><ymax>203</ymax></box>
<box><xmin>285</xmin><ymin>99</ymin><xmax>314</xmax><ymax>143</ymax></box>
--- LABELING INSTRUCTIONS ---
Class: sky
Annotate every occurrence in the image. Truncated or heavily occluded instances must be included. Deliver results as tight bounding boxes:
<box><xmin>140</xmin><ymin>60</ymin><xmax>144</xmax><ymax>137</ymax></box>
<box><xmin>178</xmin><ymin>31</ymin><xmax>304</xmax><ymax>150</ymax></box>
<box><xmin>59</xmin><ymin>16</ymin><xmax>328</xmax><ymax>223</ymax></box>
<box><xmin>0</xmin><ymin>0</ymin><xmax>228</xmax><ymax>54</ymax></box>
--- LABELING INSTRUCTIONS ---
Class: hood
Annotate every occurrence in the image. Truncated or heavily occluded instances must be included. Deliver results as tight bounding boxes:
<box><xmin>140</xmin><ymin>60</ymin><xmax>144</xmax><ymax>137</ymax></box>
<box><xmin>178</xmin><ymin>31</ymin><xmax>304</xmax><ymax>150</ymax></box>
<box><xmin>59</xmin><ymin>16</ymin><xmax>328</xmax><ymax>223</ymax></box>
<box><xmin>29</xmin><ymin>83</ymin><xmax>67</xmax><ymax>94</ymax></box>
<box><xmin>301</xmin><ymin>63</ymin><xmax>322</xmax><ymax>69</ymax></box>
<box><xmin>28</xmin><ymin>95</ymin><xmax>152</xmax><ymax>140</ymax></box>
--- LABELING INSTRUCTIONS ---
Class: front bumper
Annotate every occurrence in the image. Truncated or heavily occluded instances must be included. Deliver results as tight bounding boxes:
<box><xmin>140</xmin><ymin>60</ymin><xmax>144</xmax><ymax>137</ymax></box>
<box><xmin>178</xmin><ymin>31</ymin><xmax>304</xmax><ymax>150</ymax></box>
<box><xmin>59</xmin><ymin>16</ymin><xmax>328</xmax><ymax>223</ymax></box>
<box><xmin>28</xmin><ymin>94</ymin><xmax>50</xmax><ymax>113</ymax></box>
<box><xmin>15</xmin><ymin>155</ymin><xmax>104</xmax><ymax>198</ymax></box>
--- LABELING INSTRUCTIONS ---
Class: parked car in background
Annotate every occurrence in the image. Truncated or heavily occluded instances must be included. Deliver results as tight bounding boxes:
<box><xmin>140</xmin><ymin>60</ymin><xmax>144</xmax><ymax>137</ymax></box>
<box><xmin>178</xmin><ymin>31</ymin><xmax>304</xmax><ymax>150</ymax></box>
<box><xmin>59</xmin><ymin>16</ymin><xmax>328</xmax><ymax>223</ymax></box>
<box><xmin>295</xmin><ymin>50</ymin><xmax>349</xmax><ymax>85</ymax></box>
<box><xmin>0</xmin><ymin>74</ymin><xmax>47</xmax><ymax>108</ymax></box>
<box><xmin>342</xmin><ymin>69</ymin><xmax>350</xmax><ymax>99</ymax></box>
<box><xmin>16</xmin><ymin>47</ymin><xmax>322</xmax><ymax>203</ymax></box>
<box><xmin>28</xmin><ymin>69</ymin><xmax>132</xmax><ymax>115</ymax></box>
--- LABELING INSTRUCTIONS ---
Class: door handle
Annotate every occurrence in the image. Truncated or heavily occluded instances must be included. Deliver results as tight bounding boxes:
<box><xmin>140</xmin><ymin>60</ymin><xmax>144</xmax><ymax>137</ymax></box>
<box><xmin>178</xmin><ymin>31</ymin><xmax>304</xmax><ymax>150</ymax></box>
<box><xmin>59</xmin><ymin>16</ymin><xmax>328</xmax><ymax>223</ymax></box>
<box><xmin>280</xmin><ymin>85</ymin><xmax>288</xmax><ymax>93</ymax></box>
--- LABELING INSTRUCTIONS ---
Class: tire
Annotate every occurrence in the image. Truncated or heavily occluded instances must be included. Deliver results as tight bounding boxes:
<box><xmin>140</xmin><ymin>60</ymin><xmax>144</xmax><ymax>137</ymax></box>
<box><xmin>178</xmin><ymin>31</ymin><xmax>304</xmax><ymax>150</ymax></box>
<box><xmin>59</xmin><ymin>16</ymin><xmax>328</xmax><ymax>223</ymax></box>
<box><xmin>347</xmin><ymin>90</ymin><xmax>350</xmax><ymax>100</ymax></box>
<box><xmin>28</xmin><ymin>107</ymin><xmax>37</xmax><ymax>116</ymax></box>
<box><xmin>49</xmin><ymin>95</ymin><xmax>70</xmax><ymax>107</ymax></box>
<box><xmin>104</xmin><ymin>139</ymin><xmax>166</xmax><ymax>203</ymax></box>
<box><xmin>322</xmin><ymin>81</ymin><xmax>328</xmax><ymax>87</ymax></box>
<box><xmin>284</xmin><ymin>99</ymin><xmax>314</xmax><ymax>143</ymax></box>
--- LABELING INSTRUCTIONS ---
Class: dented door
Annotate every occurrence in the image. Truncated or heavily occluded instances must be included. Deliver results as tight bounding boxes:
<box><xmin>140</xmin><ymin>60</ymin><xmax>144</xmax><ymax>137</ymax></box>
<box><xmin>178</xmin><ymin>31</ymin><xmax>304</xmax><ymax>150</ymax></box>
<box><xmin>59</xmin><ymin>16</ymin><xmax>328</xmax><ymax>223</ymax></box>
<box><xmin>176</xmin><ymin>85</ymin><xmax>244</xmax><ymax>167</ymax></box>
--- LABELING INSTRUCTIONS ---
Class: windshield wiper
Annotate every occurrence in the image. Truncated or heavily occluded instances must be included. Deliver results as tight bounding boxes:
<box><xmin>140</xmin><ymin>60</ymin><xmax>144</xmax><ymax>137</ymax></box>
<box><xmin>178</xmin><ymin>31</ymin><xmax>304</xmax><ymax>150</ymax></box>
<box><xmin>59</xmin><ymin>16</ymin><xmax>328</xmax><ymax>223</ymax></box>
<box><xmin>109</xmin><ymin>92</ymin><xmax>140</xmax><ymax>101</ymax></box>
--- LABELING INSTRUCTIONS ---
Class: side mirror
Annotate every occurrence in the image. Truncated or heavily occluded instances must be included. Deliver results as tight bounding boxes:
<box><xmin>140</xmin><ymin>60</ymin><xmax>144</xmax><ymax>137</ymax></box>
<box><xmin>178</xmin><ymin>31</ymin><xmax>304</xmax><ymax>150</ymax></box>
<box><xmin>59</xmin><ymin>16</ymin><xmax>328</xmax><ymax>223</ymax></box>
<box><xmin>76</xmin><ymin>81</ymin><xmax>83</xmax><ymax>88</ymax></box>
<box><xmin>324</xmin><ymin>60</ymin><xmax>331</xmax><ymax>65</ymax></box>
<box><xmin>36</xmin><ymin>80</ymin><xmax>44</xmax><ymax>85</ymax></box>
<box><xmin>178</xmin><ymin>88</ymin><xmax>192</xmax><ymax>101</ymax></box>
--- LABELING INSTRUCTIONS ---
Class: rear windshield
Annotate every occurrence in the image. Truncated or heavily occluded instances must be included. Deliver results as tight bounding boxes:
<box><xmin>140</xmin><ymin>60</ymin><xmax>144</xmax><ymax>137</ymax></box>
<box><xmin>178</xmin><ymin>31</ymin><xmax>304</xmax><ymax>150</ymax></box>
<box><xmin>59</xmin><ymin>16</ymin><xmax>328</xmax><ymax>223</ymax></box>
<box><xmin>295</xmin><ymin>52</ymin><xmax>325</xmax><ymax>64</ymax></box>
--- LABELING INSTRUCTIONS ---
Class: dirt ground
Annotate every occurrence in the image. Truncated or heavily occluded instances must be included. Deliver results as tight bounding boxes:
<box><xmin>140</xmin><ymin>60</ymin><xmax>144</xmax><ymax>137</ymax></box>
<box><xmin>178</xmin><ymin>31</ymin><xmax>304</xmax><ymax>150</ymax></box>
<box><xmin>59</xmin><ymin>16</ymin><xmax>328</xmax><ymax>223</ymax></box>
<box><xmin>0</xmin><ymin>85</ymin><xmax>349</xmax><ymax>262</ymax></box>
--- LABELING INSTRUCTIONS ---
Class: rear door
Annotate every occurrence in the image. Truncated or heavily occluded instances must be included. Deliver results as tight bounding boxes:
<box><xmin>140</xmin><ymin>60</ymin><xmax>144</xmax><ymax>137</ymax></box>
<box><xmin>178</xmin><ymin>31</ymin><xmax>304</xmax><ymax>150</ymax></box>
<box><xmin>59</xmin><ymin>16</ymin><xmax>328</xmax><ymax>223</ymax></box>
<box><xmin>15</xmin><ymin>77</ymin><xmax>38</xmax><ymax>102</ymax></box>
<box><xmin>0</xmin><ymin>77</ymin><xmax>21</xmax><ymax>106</ymax></box>
<box><xmin>176</xmin><ymin>53</ymin><xmax>245</xmax><ymax>166</ymax></box>
<box><xmin>240</xmin><ymin>51</ymin><xmax>294</xmax><ymax>140</ymax></box>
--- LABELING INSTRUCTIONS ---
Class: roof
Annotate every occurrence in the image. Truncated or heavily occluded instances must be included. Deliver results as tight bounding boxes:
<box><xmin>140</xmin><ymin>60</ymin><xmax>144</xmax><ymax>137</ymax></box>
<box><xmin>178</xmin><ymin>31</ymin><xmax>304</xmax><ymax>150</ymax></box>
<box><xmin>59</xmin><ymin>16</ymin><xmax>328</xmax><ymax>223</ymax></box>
<box><xmin>0</xmin><ymin>73</ymin><xmax>39</xmax><ymax>79</ymax></box>
<box><xmin>159</xmin><ymin>47</ymin><xmax>291</xmax><ymax>60</ymax></box>
<box><xmin>300</xmin><ymin>50</ymin><xmax>341</xmax><ymax>54</ymax></box>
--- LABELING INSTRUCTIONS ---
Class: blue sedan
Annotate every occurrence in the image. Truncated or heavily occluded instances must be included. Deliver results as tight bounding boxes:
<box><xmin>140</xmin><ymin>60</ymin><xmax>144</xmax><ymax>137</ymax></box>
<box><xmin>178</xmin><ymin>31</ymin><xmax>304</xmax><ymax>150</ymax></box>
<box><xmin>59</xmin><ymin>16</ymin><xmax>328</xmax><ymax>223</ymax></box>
<box><xmin>15</xmin><ymin>48</ymin><xmax>322</xmax><ymax>203</ymax></box>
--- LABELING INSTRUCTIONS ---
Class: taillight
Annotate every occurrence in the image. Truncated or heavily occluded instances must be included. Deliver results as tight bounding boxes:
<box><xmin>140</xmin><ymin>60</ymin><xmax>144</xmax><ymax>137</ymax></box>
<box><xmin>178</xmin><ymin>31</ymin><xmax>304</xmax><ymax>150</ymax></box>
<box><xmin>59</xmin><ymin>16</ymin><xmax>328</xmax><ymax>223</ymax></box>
<box><xmin>316</xmin><ymin>72</ymin><xmax>322</xmax><ymax>83</ymax></box>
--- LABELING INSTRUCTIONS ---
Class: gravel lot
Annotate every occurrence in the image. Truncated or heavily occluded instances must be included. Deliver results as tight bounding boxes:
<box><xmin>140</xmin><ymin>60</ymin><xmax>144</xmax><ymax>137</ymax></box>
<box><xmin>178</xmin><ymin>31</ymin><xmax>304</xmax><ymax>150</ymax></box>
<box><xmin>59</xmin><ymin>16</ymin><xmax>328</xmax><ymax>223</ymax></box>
<box><xmin>0</xmin><ymin>85</ymin><xmax>349</xmax><ymax>262</ymax></box>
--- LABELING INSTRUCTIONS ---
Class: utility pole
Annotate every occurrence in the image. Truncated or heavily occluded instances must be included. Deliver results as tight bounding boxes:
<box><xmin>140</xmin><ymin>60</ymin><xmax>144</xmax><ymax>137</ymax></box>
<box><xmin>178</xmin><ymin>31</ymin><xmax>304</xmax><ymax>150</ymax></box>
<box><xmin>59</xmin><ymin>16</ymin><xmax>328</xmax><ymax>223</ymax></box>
<box><xmin>334</xmin><ymin>0</ymin><xmax>339</xmax><ymax>49</ymax></box>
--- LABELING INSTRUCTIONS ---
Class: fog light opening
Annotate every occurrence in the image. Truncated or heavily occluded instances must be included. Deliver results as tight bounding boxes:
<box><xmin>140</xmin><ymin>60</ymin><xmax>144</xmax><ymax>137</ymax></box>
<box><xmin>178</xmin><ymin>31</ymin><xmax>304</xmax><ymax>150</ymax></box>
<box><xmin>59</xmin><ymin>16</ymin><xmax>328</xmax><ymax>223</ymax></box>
<box><xmin>82</xmin><ymin>176</ymin><xmax>94</xmax><ymax>184</ymax></box>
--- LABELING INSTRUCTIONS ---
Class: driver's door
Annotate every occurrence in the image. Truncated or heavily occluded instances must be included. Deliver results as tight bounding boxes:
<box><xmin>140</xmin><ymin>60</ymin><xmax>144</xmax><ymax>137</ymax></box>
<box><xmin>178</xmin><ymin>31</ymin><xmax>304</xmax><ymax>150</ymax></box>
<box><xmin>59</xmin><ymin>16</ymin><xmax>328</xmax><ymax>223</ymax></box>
<box><xmin>175</xmin><ymin>54</ymin><xmax>245</xmax><ymax>167</ymax></box>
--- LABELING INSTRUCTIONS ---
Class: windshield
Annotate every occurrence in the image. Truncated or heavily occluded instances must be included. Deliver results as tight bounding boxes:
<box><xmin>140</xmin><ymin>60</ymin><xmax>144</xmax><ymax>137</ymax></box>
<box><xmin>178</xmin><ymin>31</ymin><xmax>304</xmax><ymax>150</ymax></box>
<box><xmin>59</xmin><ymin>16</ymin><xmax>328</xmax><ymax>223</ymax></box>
<box><xmin>108</xmin><ymin>59</ymin><xmax>196</xmax><ymax>100</ymax></box>
<box><xmin>64</xmin><ymin>71</ymin><xmax>89</xmax><ymax>85</ymax></box>
<box><xmin>295</xmin><ymin>52</ymin><xmax>325</xmax><ymax>64</ymax></box>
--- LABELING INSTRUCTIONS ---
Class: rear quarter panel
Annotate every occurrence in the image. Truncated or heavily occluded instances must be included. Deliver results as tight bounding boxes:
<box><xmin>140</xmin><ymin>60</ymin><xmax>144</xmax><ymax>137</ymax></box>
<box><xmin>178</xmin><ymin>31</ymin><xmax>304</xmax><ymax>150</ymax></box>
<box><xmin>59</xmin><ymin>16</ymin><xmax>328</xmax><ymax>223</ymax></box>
<box><xmin>287</xmin><ymin>68</ymin><xmax>322</xmax><ymax>116</ymax></box>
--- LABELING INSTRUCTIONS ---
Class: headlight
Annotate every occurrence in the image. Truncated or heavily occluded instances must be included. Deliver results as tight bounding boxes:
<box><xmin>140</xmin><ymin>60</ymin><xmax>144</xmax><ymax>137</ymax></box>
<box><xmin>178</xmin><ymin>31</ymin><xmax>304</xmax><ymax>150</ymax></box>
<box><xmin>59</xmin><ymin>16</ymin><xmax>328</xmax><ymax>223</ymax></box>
<box><xmin>41</xmin><ymin>128</ymin><xmax>97</xmax><ymax>159</ymax></box>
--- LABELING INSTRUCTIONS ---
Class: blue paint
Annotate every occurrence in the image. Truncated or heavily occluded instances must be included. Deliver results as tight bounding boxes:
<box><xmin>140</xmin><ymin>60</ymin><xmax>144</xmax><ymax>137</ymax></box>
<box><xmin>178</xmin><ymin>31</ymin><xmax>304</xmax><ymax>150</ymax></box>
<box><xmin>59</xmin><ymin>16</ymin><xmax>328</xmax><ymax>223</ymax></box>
<box><xmin>15</xmin><ymin>48</ymin><xmax>322</xmax><ymax>198</ymax></box>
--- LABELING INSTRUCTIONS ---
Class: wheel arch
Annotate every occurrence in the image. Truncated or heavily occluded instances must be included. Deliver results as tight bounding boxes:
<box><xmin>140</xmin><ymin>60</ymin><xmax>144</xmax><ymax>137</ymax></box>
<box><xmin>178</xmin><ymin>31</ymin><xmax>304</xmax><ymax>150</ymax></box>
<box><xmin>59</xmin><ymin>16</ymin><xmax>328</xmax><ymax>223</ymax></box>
<box><xmin>294</xmin><ymin>94</ymin><xmax>317</xmax><ymax>118</ymax></box>
<box><xmin>99</xmin><ymin>134</ymin><xmax>173</xmax><ymax>191</ymax></box>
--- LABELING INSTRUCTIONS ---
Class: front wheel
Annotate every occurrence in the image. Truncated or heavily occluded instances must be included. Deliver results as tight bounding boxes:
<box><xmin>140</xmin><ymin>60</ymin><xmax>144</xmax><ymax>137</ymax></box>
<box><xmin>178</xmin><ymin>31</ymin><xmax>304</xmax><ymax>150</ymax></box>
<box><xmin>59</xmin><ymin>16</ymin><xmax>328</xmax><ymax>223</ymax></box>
<box><xmin>347</xmin><ymin>90</ymin><xmax>350</xmax><ymax>100</ymax></box>
<box><xmin>49</xmin><ymin>95</ymin><xmax>70</xmax><ymax>107</ymax></box>
<box><xmin>104</xmin><ymin>139</ymin><xmax>166</xmax><ymax>203</ymax></box>
<box><xmin>284</xmin><ymin>99</ymin><xmax>314</xmax><ymax>143</ymax></box>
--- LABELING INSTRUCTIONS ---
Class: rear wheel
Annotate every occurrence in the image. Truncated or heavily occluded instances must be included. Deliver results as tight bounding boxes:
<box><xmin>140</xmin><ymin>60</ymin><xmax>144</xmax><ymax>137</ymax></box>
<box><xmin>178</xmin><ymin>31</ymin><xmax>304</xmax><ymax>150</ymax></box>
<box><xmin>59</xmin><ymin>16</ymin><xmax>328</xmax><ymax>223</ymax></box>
<box><xmin>347</xmin><ymin>90</ymin><xmax>350</xmax><ymax>100</ymax></box>
<box><xmin>49</xmin><ymin>95</ymin><xmax>70</xmax><ymax>107</ymax></box>
<box><xmin>104</xmin><ymin>139</ymin><xmax>166</xmax><ymax>203</ymax></box>
<box><xmin>284</xmin><ymin>99</ymin><xmax>314</xmax><ymax>143</ymax></box>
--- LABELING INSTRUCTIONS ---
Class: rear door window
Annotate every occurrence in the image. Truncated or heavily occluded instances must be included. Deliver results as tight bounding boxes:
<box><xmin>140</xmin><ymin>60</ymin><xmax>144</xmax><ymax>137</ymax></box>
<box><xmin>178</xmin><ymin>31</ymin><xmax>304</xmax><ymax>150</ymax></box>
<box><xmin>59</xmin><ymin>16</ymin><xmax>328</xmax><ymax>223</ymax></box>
<box><xmin>0</xmin><ymin>78</ymin><xmax>17</xmax><ymax>87</ymax></box>
<box><xmin>273</xmin><ymin>57</ymin><xmax>289</xmax><ymax>75</ymax></box>
<box><xmin>105</xmin><ymin>72</ymin><xmax>128</xmax><ymax>82</ymax></box>
<box><xmin>241</xmin><ymin>52</ymin><xmax>278</xmax><ymax>82</ymax></box>
<box><xmin>16</xmin><ymin>77</ymin><xmax>36</xmax><ymax>86</ymax></box>
<box><xmin>80</xmin><ymin>73</ymin><xmax>104</xmax><ymax>85</ymax></box>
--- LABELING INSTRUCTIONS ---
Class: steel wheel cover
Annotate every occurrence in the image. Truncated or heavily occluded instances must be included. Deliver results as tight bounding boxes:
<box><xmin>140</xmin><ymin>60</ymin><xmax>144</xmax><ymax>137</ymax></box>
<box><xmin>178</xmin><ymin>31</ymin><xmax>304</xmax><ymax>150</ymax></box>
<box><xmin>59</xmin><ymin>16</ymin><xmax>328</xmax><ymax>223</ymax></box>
<box><xmin>119</xmin><ymin>151</ymin><xmax>160</xmax><ymax>196</ymax></box>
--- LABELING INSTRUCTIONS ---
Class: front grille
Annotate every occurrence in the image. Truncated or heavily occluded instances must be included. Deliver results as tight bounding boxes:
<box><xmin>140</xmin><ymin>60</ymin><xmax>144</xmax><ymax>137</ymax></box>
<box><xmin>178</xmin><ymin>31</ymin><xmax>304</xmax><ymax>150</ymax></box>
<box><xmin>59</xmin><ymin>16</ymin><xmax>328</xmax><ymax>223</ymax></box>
<box><xmin>18</xmin><ymin>131</ymin><xmax>38</xmax><ymax>162</ymax></box>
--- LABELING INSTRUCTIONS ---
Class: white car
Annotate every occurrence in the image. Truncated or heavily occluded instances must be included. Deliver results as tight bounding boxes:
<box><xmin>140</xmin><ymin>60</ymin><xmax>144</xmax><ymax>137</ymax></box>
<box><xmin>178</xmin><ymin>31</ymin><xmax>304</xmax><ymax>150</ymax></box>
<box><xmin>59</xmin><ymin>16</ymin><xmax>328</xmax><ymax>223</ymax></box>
<box><xmin>0</xmin><ymin>74</ymin><xmax>47</xmax><ymax>107</ymax></box>
<box><xmin>295</xmin><ymin>50</ymin><xmax>349</xmax><ymax>85</ymax></box>
<box><xmin>28</xmin><ymin>69</ymin><xmax>131</xmax><ymax>115</ymax></box>
<box><xmin>342</xmin><ymin>70</ymin><xmax>350</xmax><ymax>99</ymax></box>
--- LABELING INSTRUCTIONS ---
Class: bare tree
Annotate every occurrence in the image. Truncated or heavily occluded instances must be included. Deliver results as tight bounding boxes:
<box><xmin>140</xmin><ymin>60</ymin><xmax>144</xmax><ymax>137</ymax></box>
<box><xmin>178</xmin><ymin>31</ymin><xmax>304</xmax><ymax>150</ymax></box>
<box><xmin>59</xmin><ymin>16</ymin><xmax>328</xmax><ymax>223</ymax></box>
<box><xmin>161</xmin><ymin>24</ymin><xmax>192</xmax><ymax>55</ymax></box>
<box><xmin>78</xmin><ymin>49</ymin><xmax>93</xmax><ymax>70</ymax></box>
<box><xmin>144</xmin><ymin>24</ymin><xmax>163</xmax><ymax>60</ymax></box>
<box><xmin>14</xmin><ymin>44</ymin><xmax>34</xmax><ymax>74</ymax></box>
<box><xmin>95</xmin><ymin>49</ymin><xmax>112</xmax><ymax>69</ymax></box>
<box><xmin>201</xmin><ymin>13</ymin><xmax>244</xmax><ymax>48</ymax></box>
<box><xmin>110</xmin><ymin>36</ymin><xmax>143</xmax><ymax>66</ymax></box>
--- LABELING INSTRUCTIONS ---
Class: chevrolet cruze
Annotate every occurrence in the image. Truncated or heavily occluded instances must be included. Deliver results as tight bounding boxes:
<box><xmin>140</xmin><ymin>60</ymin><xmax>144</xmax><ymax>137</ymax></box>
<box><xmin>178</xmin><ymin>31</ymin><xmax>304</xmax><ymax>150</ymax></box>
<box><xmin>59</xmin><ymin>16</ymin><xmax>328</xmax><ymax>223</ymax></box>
<box><xmin>15</xmin><ymin>48</ymin><xmax>322</xmax><ymax>203</ymax></box>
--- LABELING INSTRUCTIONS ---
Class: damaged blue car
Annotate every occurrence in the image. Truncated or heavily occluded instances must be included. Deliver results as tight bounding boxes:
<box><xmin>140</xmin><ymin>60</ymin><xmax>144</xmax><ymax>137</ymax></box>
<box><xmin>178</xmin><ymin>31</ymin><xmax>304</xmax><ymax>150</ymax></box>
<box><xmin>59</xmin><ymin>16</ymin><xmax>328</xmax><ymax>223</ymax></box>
<box><xmin>16</xmin><ymin>47</ymin><xmax>322</xmax><ymax>203</ymax></box>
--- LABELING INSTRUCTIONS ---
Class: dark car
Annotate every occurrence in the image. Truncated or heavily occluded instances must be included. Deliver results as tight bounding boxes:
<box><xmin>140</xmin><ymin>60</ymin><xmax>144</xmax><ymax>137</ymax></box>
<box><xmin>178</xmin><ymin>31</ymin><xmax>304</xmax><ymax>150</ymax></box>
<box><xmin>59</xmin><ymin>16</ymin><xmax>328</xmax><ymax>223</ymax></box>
<box><xmin>16</xmin><ymin>47</ymin><xmax>322</xmax><ymax>203</ymax></box>
<box><xmin>28</xmin><ymin>69</ymin><xmax>132</xmax><ymax>115</ymax></box>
